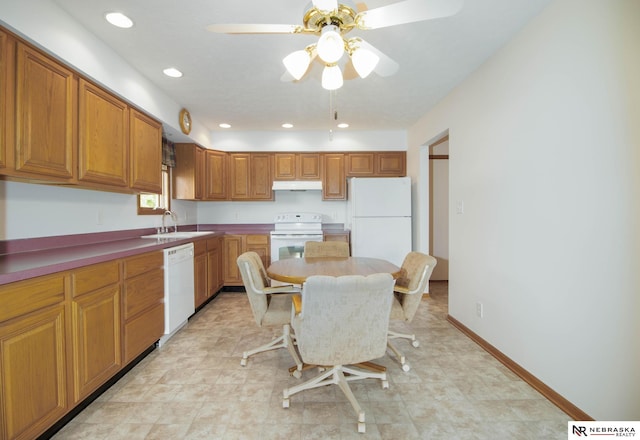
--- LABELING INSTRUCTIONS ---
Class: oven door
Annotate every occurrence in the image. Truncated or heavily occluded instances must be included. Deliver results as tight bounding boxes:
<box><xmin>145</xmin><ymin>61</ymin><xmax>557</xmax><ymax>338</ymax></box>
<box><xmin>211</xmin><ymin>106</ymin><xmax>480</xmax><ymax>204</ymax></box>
<box><xmin>270</xmin><ymin>233</ymin><xmax>323</xmax><ymax>263</ymax></box>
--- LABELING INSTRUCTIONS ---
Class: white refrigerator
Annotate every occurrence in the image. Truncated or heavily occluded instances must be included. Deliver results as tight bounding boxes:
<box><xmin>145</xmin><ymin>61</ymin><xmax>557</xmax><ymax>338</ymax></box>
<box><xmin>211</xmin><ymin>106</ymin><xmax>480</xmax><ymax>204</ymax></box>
<box><xmin>347</xmin><ymin>177</ymin><xmax>412</xmax><ymax>267</ymax></box>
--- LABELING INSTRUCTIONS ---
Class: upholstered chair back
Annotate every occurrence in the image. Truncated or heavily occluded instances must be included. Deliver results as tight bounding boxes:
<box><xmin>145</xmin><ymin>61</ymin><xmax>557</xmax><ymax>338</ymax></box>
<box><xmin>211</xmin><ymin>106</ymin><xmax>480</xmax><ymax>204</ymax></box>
<box><xmin>294</xmin><ymin>273</ymin><xmax>394</xmax><ymax>366</ymax></box>
<box><xmin>392</xmin><ymin>252</ymin><xmax>437</xmax><ymax>322</ymax></box>
<box><xmin>237</xmin><ymin>252</ymin><xmax>269</xmax><ymax>326</ymax></box>
<box><xmin>304</xmin><ymin>241</ymin><xmax>350</xmax><ymax>258</ymax></box>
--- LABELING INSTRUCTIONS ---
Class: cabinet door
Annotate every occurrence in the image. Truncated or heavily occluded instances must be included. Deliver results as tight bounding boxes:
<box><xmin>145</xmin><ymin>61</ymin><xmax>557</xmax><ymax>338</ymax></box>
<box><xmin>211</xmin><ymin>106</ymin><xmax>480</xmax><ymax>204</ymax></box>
<box><xmin>71</xmin><ymin>285</ymin><xmax>121</xmax><ymax>403</ymax></box>
<box><xmin>322</xmin><ymin>153</ymin><xmax>346</xmax><ymax>200</ymax></box>
<box><xmin>0</xmin><ymin>305</ymin><xmax>68</xmax><ymax>440</ymax></box>
<box><xmin>274</xmin><ymin>153</ymin><xmax>296</xmax><ymax>180</ymax></box>
<box><xmin>15</xmin><ymin>42</ymin><xmax>76</xmax><ymax>179</ymax></box>
<box><xmin>246</xmin><ymin>234</ymin><xmax>270</xmax><ymax>268</ymax></box>
<box><xmin>299</xmin><ymin>153</ymin><xmax>321</xmax><ymax>179</ymax></box>
<box><xmin>250</xmin><ymin>154</ymin><xmax>273</xmax><ymax>200</ymax></box>
<box><xmin>0</xmin><ymin>30</ymin><xmax>10</xmax><ymax>170</ymax></box>
<box><xmin>376</xmin><ymin>152</ymin><xmax>406</xmax><ymax>176</ymax></box>
<box><xmin>207</xmin><ymin>238</ymin><xmax>223</xmax><ymax>297</ymax></box>
<box><xmin>194</xmin><ymin>253</ymin><xmax>208</xmax><ymax>308</ymax></box>
<box><xmin>173</xmin><ymin>143</ymin><xmax>201</xmax><ymax>200</ymax></box>
<box><xmin>129</xmin><ymin>108</ymin><xmax>162</xmax><ymax>193</ymax></box>
<box><xmin>78</xmin><ymin>79</ymin><xmax>129</xmax><ymax>187</ymax></box>
<box><xmin>205</xmin><ymin>150</ymin><xmax>227</xmax><ymax>200</ymax></box>
<box><xmin>195</xmin><ymin>146</ymin><xmax>205</xmax><ymax>200</ymax></box>
<box><xmin>229</xmin><ymin>154</ymin><xmax>250</xmax><ymax>199</ymax></box>
<box><xmin>223</xmin><ymin>235</ymin><xmax>245</xmax><ymax>285</ymax></box>
<box><xmin>346</xmin><ymin>153</ymin><xmax>375</xmax><ymax>176</ymax></box>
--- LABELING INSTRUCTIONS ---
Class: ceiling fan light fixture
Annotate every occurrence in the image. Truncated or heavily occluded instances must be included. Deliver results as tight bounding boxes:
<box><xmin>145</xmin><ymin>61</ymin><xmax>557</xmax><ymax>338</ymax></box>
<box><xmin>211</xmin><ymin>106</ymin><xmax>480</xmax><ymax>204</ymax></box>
<box><xmin>283</xmin><ymin>49</ymin><xmax>312</xmax><ymax>80</ymax></box>
<box><xmin>322</xmin><ymin>64</ymin><xmax>343</xmax><ymax>90</ymax></box>
<box><xmin>317</xmin><ymin>25</ymin><xmax>344</xmax><ymax>64</ymax></box>
<box><xmin>351</xmin><ymin>47</ymin><xmax>379</xmax><ymax>79</ymax></box>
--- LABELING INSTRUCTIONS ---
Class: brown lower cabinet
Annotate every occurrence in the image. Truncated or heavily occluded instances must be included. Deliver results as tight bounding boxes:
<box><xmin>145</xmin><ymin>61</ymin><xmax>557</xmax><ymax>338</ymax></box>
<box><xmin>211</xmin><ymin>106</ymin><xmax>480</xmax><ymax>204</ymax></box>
<box><xmin>0</xmin><ymin>251</ymin><xmax>164</xmax><ymax>440</ymax></box>
<box><xmin>223</xmin><ymin>234</ymin><xmax>270</xmax><ymax>286</ymax></box>
<box><xmin>194</xmin><ymin>236</ymin><xmax>223</xmax><ymax>308</ymax></box>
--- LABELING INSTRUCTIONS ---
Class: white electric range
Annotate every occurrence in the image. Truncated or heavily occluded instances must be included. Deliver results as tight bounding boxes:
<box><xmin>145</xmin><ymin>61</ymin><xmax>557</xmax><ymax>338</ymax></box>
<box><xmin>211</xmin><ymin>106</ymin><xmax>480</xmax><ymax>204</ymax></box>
<box><xmin>270</xmin><ymin>212</ymin><xmax>324</xmax><ymax>263</ymax></box>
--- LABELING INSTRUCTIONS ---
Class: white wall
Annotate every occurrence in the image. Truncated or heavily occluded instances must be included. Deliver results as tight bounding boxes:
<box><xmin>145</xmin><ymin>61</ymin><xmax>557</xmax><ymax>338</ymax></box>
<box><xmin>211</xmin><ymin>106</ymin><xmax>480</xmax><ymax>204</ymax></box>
<box><xmin>408</xmin><ymin>0</ymin><xmax>640</xmax><ymax>421</ymax></box>
<box><xmin>198</xmin><ymin>191</ymin><xmax>347</xmax><ymax>225</ymax></box>
<box><xmin>0</xmin><ymin>181</ymin><xmax>197</xmax><ymax>240</ymax></box>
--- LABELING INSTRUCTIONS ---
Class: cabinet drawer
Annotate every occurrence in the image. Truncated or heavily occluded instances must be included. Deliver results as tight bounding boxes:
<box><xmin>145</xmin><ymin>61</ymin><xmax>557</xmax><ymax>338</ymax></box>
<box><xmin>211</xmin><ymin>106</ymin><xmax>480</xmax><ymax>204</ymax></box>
<box><xmin>123</xmin><ymin>268</ymin><xmax>164</xmax><ymax>320</ymax></box>
<box><xmin>123</xmin><ymin>251</ymin><xmax>163</xmax><ymax>279</ymax></box>
<box><xmin>123</xmin><ymin>302</ymin><xmax>164</xmax><ymax>363</ymax></box>
<box><xmin>206</xmin><ymin>236</ymin><xmax>222</xmax><ymax>251</ymax></box>
<box><xmin>71</xmin><ymin>260</ymin><xmax>120</xmax><ymax>297</ymax></box>
<box><xmin>246</xmin><ymin>235</ymin><xmax>268</xmax><ymax>245</ymax></box>
<box><xmin>0</xmin><ymin>274</ymin><xmax>65</xmax><ymax>322</ymax></box>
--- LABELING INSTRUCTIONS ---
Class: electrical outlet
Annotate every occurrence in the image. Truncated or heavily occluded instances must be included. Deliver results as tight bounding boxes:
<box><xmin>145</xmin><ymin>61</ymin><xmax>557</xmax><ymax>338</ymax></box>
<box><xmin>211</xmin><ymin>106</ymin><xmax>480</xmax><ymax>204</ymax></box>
<box><xmin>476</xmin><ymin>302</ymin><xmax>483</xmax><ymax>318</ymax></box>
<box><xmin>96</xmin><ymin>208</ymin><xmax>104</xmax><ymax>225</ymax></box>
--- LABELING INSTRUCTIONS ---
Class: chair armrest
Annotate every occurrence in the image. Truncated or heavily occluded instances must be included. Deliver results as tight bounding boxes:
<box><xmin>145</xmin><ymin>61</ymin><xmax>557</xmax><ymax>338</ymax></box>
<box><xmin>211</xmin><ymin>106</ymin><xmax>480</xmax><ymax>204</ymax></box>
<box><xmin>393</xmin><ymin>285</ymin><xmax>411</xmax><ymax>295</ymax></box>
<box><xmin>292</xmin><ymin>294</ymin><xmax>302</xmax><ymax>314</ymax></box>
<box><xmin>264</xmin><ymin>284</ymin><xmax>301</xmax><ymax>294</ymax></box>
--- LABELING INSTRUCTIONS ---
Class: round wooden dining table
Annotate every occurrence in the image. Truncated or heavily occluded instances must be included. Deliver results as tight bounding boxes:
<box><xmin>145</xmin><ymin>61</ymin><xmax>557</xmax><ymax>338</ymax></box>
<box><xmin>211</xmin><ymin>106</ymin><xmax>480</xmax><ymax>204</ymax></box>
<box><xmin>267</xmin><ymin>256</ymin><xmax>402</xmax><ymax>285</ymax></box>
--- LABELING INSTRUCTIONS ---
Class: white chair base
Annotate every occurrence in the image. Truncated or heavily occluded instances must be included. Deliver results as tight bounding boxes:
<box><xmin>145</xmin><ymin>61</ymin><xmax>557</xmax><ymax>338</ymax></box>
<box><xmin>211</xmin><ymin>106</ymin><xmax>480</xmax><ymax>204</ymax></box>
<box><xmin>241</xmin><ymin>324</ymin><xmax>302</xmax><ymax>376</ymax></box>
<box><xmin>387</xmin><ymin>329</ymin><xmax>420</xmax><ymax>372</ymax></box>
<box><xmin>282</xmin><ymin>364</ymin><xmax>388</xmax><ymax>433</ymax></box>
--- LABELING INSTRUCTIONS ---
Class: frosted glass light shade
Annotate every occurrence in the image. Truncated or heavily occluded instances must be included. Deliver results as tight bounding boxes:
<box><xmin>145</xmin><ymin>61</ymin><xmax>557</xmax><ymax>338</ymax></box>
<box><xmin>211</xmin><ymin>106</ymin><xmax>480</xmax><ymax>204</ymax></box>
<box><xmin>313</xmin><ymin>0</ymin><xmax>338</xmax><ymax>12</ymax></box>
<box><xmin>283</xmin><ymin>50</ymin><xmax>311</xmax><ymax>80</ymax></box>
<box><xmin>317</xmin><ymin>25</ymin><xmax>344</xmax><ymax>64</ymax></box>
<box><xmin>351</xmin><ymin>48</ymin><xmax>380</xmax><ymax>78</ymax></box>
<box><xmin>322</xmin><ymin>64</ymin><xmax>343</xmax><ymax>90</ymax></box>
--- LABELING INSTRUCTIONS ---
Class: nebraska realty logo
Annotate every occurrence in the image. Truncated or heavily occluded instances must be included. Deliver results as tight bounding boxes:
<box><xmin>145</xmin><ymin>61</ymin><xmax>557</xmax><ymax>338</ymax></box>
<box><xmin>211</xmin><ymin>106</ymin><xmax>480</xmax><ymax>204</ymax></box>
<box><xmin>569</xmin><ymin>421</ymin><xmax>638</xmax><ymax>438</ymax></box>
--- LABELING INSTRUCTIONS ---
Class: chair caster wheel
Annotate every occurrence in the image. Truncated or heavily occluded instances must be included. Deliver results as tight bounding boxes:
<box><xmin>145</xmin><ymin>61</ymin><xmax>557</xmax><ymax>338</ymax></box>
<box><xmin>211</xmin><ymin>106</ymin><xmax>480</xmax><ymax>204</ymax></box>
<box><xmin>283</xmin><ymin>398</ymin><xmax>290</xmax><ymax>408</ymax></box>
<box><xmin>292</xmin><ymin>369</ymin><xmax>302</xmax><ymax>379</ymax></box>
<box><xmin>381</xmin><ymin>380</ymin><xmax>389</xmax><ymax>389</ymax></box>
<box><xmin>240</xmin><ymin>358</ymin><xmax>247</xmax><ymax>367</ymax></box>
<box><xmin>402</xmin><ymin>363</ymin><xmax>411</xmax><ymax>372</ymax></box>
<box><xmin>412</xmin><ymin>340</ymin><xmax>420</xmax><ymax>348</ymax></box>
<box><xmin>358</xmin><ymin>422</ymin><xmax>366</xmax><ymax>433</ymax></box>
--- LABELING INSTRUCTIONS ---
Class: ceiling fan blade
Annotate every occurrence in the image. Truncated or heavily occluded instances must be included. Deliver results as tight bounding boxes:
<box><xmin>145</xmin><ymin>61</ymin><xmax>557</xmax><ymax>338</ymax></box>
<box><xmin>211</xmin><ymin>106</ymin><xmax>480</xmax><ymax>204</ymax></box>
<box><xmin>356</xmin><ymin>39</ymin><xmax>399</xmax><ymax>77</ymax></box>
<box><xmin>356</xmin><ymin>0</ymin><xmax>463</xmax><ymax>30</ymax></box>
<box><xmin>207</xmin><ymin>23</ymin><xmax>302</xmax><ymax>34</ymax></box>
<box><xmin>312</xmin><ymin>0</ymin><xmax>338</xmax><ymax>12</ymax></box>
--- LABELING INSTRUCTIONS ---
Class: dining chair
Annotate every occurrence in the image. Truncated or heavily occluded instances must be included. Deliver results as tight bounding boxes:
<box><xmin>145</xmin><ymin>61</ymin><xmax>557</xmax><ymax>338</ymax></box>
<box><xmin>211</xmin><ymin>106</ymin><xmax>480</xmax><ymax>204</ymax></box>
<box><xmin>387</xmin><ymin>251</ymin><xmax>437</xmax><ymax>372</ymax></box>
<box><xmin>303</xmin><ymin>240</ymin><xmax>350</xmax><ymax>257</ymax></box>
<box><xmin>236</xmin><ymin>252</ymin><xmax>303</xmax><ymax>375</ymax></box>
<box><xmin>282</xmin><ymin>273</ymin><xmax>395</xmax><ymax>433</ymax></box>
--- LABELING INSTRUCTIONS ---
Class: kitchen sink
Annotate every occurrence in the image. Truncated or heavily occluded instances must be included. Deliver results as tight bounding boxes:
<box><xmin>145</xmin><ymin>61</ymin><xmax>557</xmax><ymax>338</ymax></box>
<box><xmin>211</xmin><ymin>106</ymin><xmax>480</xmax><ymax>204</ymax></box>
<box><xmin>140</xmin><ymin>231</ymin><xmax>216</xmax><ymax>239</ymax></box>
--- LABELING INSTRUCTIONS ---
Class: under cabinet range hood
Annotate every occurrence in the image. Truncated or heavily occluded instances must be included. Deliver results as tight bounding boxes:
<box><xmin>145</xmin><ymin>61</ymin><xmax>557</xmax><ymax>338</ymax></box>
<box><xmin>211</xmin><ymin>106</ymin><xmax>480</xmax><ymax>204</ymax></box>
<box><xmin>272</xmin><ymin>181</ymin><xmax>322</xmax><ymax>191</ymax></box>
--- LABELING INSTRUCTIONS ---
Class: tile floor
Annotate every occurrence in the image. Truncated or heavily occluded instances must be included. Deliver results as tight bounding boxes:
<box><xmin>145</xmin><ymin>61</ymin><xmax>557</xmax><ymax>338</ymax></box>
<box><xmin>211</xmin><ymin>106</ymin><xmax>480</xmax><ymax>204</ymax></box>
<box><xmin>52</xmin><ymin>282</ymin><xmax>569</xmax><ymax>439</ymax></box>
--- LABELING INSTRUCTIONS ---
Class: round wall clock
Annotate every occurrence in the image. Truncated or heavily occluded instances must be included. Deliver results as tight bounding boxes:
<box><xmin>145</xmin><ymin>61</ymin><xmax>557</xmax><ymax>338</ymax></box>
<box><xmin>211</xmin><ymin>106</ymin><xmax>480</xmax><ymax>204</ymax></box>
<box><xmin>179</xmin><ymin>108</ymin><xmax>192</xmax><ymax>134</ymax></box>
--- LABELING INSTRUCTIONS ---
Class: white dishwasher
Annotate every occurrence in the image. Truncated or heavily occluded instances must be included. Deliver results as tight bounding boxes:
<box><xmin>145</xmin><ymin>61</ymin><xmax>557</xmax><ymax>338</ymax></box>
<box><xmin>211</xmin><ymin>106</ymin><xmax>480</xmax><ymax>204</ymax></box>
<box><xmin>159</xmin><ymin>242</ymin><xmax>195</xmax><ymax>346</ymax></box>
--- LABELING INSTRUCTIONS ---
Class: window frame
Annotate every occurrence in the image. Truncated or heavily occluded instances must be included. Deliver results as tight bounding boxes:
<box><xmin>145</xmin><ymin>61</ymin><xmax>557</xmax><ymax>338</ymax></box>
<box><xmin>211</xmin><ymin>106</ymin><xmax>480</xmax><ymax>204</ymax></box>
<box><xmin>137</xmin><ymin>165</ymin><xmax>170</xmax><ymax>215</ymax></box>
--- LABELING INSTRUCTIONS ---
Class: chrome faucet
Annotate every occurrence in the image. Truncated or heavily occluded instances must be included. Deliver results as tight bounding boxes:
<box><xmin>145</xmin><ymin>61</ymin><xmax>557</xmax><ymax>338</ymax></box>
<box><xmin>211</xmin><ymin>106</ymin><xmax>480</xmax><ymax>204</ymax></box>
<box><xmin>162</xmin><ymin>210</ymin><xmax>178</xmax><ymax>233</ymax></box>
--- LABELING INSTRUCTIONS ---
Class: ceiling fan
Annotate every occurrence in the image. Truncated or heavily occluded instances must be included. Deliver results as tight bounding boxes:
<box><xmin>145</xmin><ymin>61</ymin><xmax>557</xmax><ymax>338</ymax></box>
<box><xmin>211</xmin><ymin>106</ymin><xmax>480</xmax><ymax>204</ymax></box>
<box><xmin>207</xmin><ymin>0</ymin><xmax>463</xmax><ymax>90</ymax></box>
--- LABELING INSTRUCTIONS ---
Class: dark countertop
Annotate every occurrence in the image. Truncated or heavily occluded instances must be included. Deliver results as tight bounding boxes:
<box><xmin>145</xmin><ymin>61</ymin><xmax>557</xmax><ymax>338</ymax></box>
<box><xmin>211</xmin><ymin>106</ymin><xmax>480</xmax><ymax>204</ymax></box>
<box><xmin>0</xmin><ymin>223</ymin><xmax>348</xmax><ymax>286</ymax></box>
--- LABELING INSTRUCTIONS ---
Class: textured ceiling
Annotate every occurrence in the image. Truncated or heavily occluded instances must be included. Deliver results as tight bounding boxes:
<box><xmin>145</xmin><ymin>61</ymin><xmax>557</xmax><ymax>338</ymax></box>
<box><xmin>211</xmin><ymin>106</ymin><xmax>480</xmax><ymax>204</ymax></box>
<box><xmin>52</xmin><ymin>0</ymin><xmax>552</xmax><ymax>132</ymax></box>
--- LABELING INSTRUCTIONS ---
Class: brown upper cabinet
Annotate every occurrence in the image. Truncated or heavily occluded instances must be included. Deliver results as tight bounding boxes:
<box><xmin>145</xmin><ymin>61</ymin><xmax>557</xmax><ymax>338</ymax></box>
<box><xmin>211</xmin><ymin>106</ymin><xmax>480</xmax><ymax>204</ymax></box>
<box><xmin>129</xmin><ymin>108</ymin><xmax>162</xmax><ymax>193</ymax></box>
<box><xmin>322</xmin><ymin>153</ymin><xmax>347</xmax><ymax>200</ymax></box>
<box><xmin>13</xmin><ymin>41</ymin><xmax>77</xmax><ymax>181</ymax></box>
<box><xmin>204</xmin><ymin>149</ymin><xmax>228</xmax><ymax>200</ymax></box>
<box><xmin>0</xmin><ymin>26</ymin><xmax>163</xmax><ymax>194</ymax></box>
<box><xmin>346</xmin><ymin>151</ymin><xmax>406</xmax><ymax>177</ymax></box>
<box><xmin>78</xmin><ymin>79</ymin><xmax>129</xmax><ymax>188</ymax></box>
<box><xmin>228</xmin><ymin>153</ymin><xmax>273</xmax><ymax>201</ymax></box>
<box><xmin>0</xmin><ymin>29</ymin><xmax>9</xmax><ymax>170</ymax></box>
<box><xmin>173</xmin><ymin>146</ymin><xmax>228</xmax><ymax>201</ymax></box>
<box><xmin>274</xmin><ymin>153</ymin><xmax>321</xmax><ymax>180</ymax></box>
<box><xmin>173</xmin><ymin>143</ymin><xmax>203</xmax><ymax>200</ymax></box>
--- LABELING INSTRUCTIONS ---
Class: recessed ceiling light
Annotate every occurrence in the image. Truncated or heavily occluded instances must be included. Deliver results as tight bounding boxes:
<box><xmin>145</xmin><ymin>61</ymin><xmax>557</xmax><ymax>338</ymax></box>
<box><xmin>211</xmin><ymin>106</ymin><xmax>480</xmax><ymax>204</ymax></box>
<box><xmin>337</xmin><ymin>123</ymin><xmax>349</xmax><ymax>128</ymax></box>
<box><xmin>219</xmin><ymin>123</ymin><xmax>231</xmax><ymax>129</ymax></box>
<box><xmin>282</xmin><ymin>123</ymin><xmax>293</xmax><ymax>128</ymax></box>
<box><xmin>163</xmin><ymin>67</ymin><xmax>183</xmax><ymax>78</ymax></box>
<box><xmin>105</xmin><ymin>12</ymin><xmax>133</xmax><ymax>29</ymax></box>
